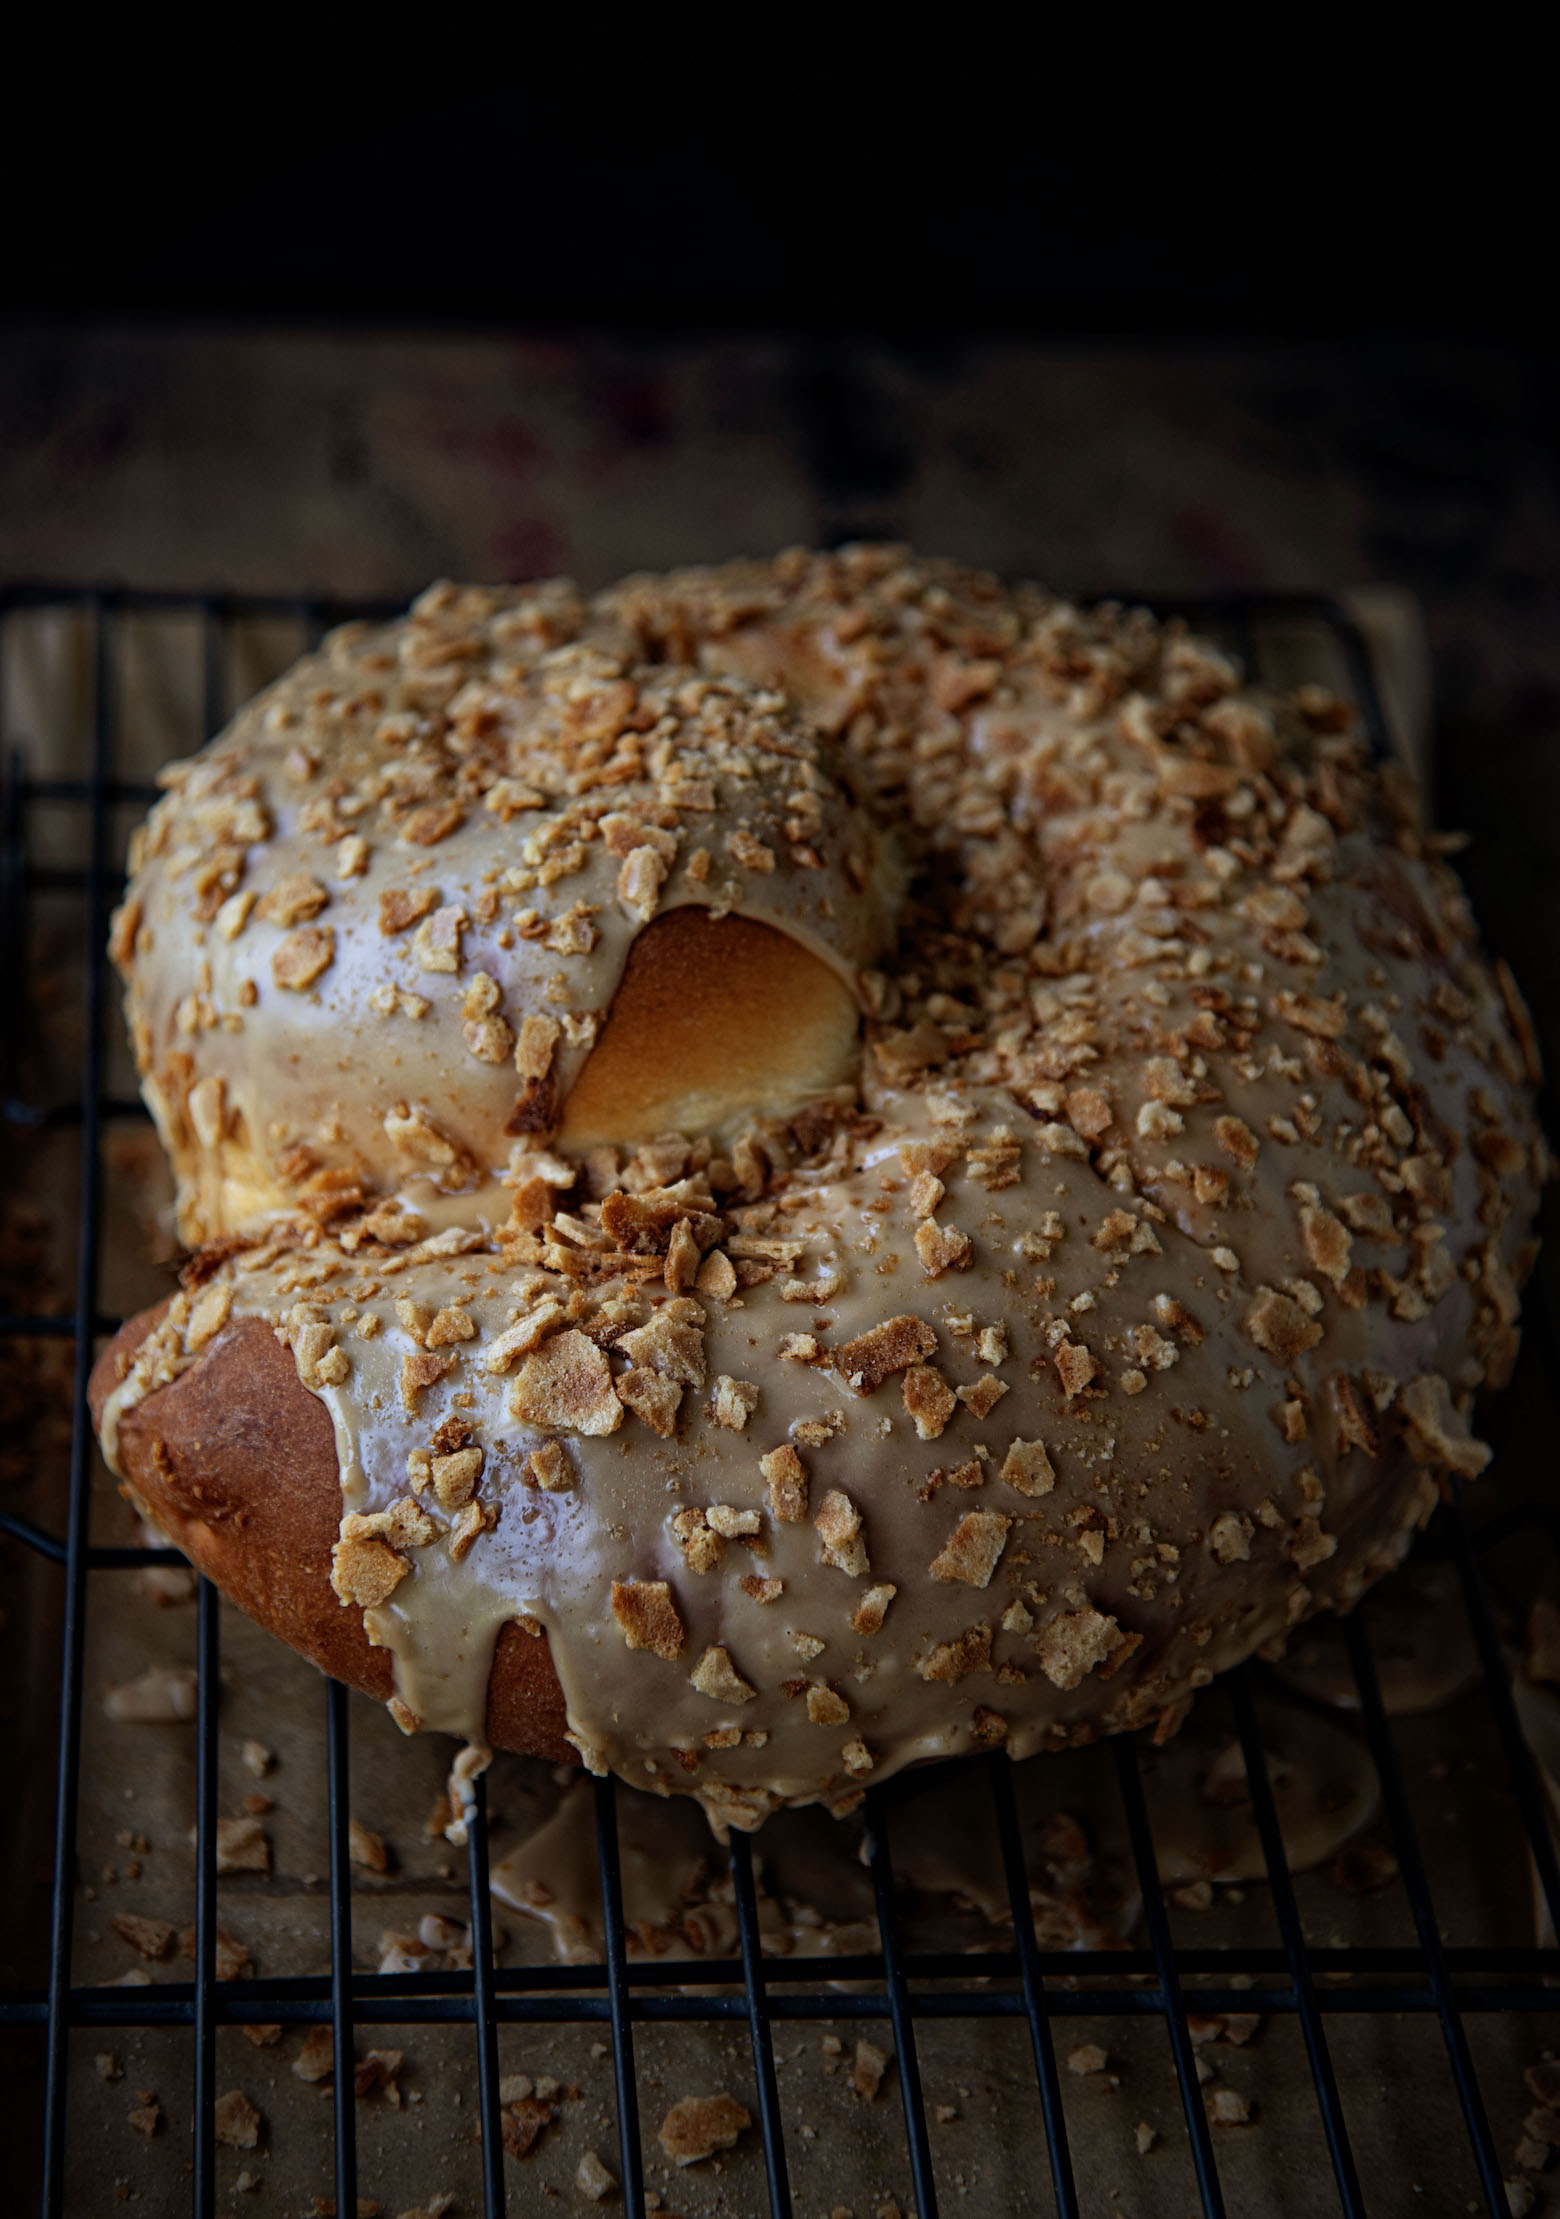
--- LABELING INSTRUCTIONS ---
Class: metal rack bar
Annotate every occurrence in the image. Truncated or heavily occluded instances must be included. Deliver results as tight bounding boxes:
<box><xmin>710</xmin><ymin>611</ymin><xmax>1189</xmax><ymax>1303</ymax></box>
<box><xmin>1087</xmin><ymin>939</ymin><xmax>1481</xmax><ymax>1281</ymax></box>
<box><xmin>1345</xmin><ymin>1611</ymin><xmax>1505</xmax><ymax>2211</ymax></box>
<box><xmin>13</xmin><ymin>1923</ymin><xmax>1560</xmax><ymax>2030</ymax></box>
<box><xmin>464</xmin><ymin>1772</ymin><xmax>508</xmax><ymax>2219</ymax></box>
<box><xmin>985</xmin><ymin>1752</ymin><xmax>1079</xmax><ymax>2219</ymax></box>
<box><xmin>729</xmin><ymin>1830</ymin><xmax>793</xmax><ymax>2218</ymax></box>
<box><xmin>325</xmin><ymin>1680</ymin><xmax>360</xmax><ymax>2219</ymax></box>
<box><xmin>1230</xmin><ymin>1669</ymin><xmax>1365</xmax><ymax>2215</ymax></box>
<box><xmin>0</xmin><ymin>1509</ymin><xmax>183</xmax><ymax>1569</ymax></box>
<box><xmin>863</xmin><ymin>1786</ymin><xmax>941</xmax><ymax>2219</ymax></box>
<box><xmin>3</xmin><ymin>1099</ymin><xmax>149</xmax><ymax>1129</ymax></box>
<box><xmin>191</xmin><ymin>1578</ymin><xmax>221</xmax><ymax>2214</ymax></box>
<box><xmin>593</xmin><ymin>1775</ymin><xmax>648</xmax><ymax>2216</ymax></box>
<box><xmin>0</xmin><ymin>1508</ymin><xmax>66</xmax><ymax>1561</ymax></box>
<box><xmin>20</xmin><ymin>1970</ymin><xmax>1560</xmax><ymax>2031</ymax></box>
<box><xmin>38</xmin><ymin>591</ymin><xmax>113</xmax><ymax>2219</ymax></box>
<box><xmin>1112</xmin><ymin>1737</ymin><xmax>1227</xmax><ymax>2217</ymax></box>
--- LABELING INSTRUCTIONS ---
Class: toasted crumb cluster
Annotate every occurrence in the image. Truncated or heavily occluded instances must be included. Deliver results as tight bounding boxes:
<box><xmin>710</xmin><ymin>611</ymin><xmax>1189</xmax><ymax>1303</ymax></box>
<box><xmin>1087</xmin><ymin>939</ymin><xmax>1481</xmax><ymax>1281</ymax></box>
<box><xmin>100</xmin><ymin>547</ymin><xmax>1544</xmax><ymax>1833</ymax></box>
<box><xmin>114</xmin><ymin>589</ymin><xmax>896</xmax><ymax>1249</ymax></box>
<box><xmin>657</xmin><ymin>2090</ymin><xmax>752</xmax><ymax>2166</ymax></box>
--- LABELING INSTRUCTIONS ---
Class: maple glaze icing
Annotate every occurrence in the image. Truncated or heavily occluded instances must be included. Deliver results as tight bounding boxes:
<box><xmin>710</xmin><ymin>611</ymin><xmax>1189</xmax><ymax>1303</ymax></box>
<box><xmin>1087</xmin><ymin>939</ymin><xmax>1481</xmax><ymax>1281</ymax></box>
<box><xmin>99</xmin><ymin>548</ymin><xmax>1544</xmax><ymax>1832</ymax></box>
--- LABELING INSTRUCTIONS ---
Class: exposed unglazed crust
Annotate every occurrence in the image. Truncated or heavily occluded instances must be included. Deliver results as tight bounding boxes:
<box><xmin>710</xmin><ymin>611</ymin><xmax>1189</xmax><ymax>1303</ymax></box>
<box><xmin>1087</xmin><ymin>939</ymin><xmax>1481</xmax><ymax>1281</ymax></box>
<box><xmin>91</xmin><ymin>1308</ymin><xmax>576</xmax><ymax>1763</ymax></box>
<box><xmin>92</xmin><ymin>546</ymin><xmax>1545</xmax><ymax>1832</ymax></box>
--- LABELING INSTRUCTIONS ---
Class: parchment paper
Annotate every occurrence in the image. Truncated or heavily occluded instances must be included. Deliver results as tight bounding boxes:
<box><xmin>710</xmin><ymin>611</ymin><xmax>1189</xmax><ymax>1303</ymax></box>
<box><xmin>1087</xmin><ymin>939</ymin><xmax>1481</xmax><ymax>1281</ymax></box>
<box><xmin>3</xmin><ymin>591</ymin><xmax>1557</xmax><ymax>2219</ymax></box>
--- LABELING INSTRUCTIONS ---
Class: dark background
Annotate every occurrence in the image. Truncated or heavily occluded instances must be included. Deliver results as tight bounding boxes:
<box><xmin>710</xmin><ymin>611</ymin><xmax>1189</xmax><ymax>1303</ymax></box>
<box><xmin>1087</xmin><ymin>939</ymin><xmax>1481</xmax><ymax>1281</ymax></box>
<box><xmin>2</xmin><ymin>92</ymin><xmax>1556</xmax><ymax>1034</ymax></box>
<box><xmin>3</xmin><ymin>81</ymin><xmax>1550</xmax><ymax>341</ymax></box>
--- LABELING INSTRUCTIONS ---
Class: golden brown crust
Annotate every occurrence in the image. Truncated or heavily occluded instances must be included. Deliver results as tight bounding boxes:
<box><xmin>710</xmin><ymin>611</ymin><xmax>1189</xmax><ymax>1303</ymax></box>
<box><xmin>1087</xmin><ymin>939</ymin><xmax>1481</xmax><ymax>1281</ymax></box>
<box><xmin>114</xmin><ymin>620</ymin><xmax>895</xmax><ymax>1249</ymax></box>
<box><xmin>90</xmin><ymin>549</ymin><xmax>1545</xmax><ymax>1826</ymax></box>
<box><xmin>557</xmin><ymin>906</ymin><xmax>860</xmax><ymax>1150</ymax></box>
<box><xmin>90</xmin><ymin>1304</ymin><xmax>575</xmax><ymax>1763</ymax></box>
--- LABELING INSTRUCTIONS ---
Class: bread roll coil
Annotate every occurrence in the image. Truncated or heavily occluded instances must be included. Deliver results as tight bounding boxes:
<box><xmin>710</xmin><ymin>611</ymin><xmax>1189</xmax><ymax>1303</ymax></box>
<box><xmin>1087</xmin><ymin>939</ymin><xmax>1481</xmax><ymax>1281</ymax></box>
<box><xmin>92</xmin><ymin>547</ymin><xmax>1543</xmax><ymax>1833</ymax></box>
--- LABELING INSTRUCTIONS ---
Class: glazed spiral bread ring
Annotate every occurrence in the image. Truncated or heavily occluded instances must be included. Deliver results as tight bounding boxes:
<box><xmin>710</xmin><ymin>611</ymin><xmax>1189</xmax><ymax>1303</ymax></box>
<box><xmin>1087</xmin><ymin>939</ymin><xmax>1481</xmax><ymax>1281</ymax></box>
<box><xmin>91</xmin><ymin>548</ymin><xmax>1546</xmax><ymax>1835</ymax></box>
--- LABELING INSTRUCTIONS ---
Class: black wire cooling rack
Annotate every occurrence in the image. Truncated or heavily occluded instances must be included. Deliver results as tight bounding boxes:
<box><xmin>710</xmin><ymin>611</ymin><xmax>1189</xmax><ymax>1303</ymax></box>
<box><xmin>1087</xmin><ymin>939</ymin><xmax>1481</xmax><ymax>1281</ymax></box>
<box><xmin>2</xmin><ymin>581</ymin><xmax>1559</xmax><ymax>2219</ymax></box>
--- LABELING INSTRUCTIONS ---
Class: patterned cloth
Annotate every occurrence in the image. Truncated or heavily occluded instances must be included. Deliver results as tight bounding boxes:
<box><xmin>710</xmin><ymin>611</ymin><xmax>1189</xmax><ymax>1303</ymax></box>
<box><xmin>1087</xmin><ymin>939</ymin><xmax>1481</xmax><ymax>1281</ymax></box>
<box><xmin>1</xmin><ymin>327</ymin><xmax>1555</xmax><ymax>1041</ymax></box>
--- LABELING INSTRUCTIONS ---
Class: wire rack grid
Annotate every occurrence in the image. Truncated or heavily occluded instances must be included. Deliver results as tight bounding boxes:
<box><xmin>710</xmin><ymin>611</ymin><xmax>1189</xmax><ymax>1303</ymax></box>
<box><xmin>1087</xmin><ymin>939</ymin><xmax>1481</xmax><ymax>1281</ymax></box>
<box><xmin>0</xmin><ymin>581</ymin><xmax>1557</xmax><ymax>2219</ymax></box>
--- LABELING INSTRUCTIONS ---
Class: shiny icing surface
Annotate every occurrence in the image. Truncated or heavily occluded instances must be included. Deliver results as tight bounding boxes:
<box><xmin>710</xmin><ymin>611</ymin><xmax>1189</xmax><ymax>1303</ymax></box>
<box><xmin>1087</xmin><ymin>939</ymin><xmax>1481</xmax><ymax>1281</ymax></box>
<box><xmin>100</xmin><ymin>549</ymin><xmax>1544</xmax><ymax>1832</ymax></box>
<box><xmin>113</xmin><ymin>598</ymin><xmax>897</xmax><ymax>1248</ymax></box>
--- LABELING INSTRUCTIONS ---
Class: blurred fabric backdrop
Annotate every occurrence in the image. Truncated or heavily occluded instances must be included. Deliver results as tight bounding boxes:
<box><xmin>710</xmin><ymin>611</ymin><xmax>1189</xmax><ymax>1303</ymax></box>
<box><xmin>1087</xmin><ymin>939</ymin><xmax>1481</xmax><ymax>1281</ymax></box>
<box><xmin>0</xmin><ymin>86</ymin><xmax>1554</xmax><ymax>1032</ymax></box>
<box><xmin>2</xmin><ymin>326</ymin><xmax>1556</xmax><ymax>1053</ymax></box>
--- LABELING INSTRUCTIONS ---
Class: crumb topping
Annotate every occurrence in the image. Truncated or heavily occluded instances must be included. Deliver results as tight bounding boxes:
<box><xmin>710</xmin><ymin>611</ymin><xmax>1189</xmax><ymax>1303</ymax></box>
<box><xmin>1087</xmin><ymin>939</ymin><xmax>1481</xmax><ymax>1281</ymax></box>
<box><xmin>103</xmin><ymin>546</ymin><xmax>1542</xmax><ymax>1832</ymax></box>
<box><xmin>611</xmin><ymin>1580</ymin><xmax>686</xmax><ymax>1662</ymax></box>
